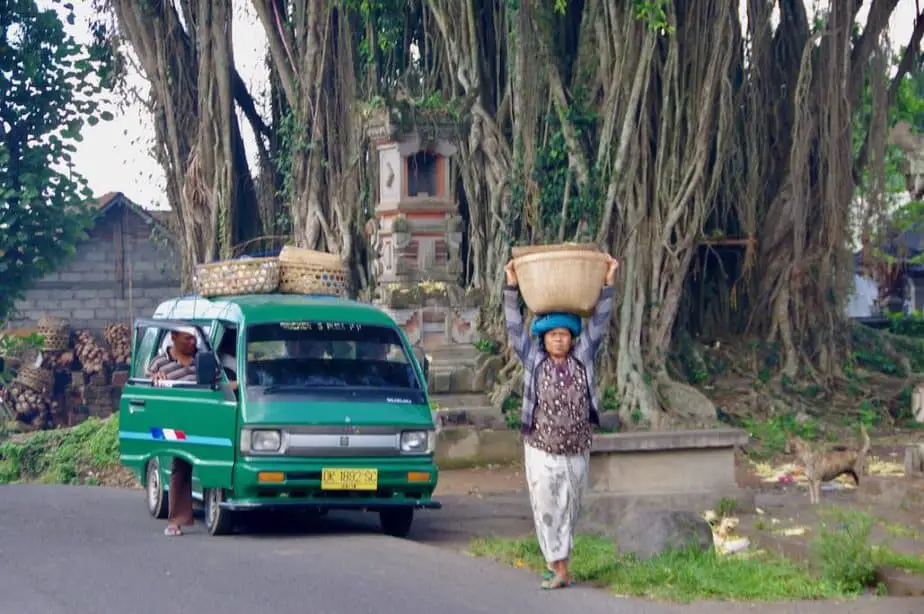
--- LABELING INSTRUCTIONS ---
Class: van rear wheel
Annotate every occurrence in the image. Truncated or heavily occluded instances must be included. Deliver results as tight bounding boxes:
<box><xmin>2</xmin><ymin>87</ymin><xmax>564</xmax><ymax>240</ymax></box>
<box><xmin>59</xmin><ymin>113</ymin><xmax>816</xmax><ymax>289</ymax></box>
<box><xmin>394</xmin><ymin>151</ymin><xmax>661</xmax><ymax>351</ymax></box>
<box><xmin>379</xmin><ymin>508</ymin><xmax>414</xmax><ymax>538</ymax></box>
<box><xmin>204</xmin><ymin>488</ymin><xmax>235</xmax><ymax>536</ymax></box>
<box><xmin>146</xmin><ymin>459</ymin><xmax>168</xmax><ymax>519</ymax></box>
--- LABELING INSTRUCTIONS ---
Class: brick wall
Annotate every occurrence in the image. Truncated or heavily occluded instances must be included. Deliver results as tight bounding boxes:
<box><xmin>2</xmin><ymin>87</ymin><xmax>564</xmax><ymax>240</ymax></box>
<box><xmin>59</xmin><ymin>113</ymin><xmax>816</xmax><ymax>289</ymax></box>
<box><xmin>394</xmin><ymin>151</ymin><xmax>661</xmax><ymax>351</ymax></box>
<box><xmin>6</xmin><ymin>205</ymin><xmax>181</xmax><ymax>331</ymax></box>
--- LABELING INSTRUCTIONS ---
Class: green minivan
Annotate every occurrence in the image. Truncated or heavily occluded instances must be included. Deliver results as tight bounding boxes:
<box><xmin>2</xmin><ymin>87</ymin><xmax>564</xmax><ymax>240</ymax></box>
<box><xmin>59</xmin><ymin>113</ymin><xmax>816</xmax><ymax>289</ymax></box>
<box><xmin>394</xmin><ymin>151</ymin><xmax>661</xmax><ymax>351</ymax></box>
<box><xmin>118</xmin><ymin>293</ymin><xmax>440</xmax><ymax>537</ymax></box>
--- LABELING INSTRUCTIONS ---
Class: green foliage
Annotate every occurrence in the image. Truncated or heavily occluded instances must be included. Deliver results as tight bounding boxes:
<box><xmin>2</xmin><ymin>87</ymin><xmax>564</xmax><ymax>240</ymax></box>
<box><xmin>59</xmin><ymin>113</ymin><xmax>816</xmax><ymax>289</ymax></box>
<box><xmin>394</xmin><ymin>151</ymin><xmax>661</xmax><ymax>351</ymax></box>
<box><xmin>501</xmin><ymin>394</ymin><xmax>521</xmax><ymax>430</ymax></box>
<box><xmin>340</xmin><ymin>0</ymin><xmax>407</xmax><ymax>74</ymax></box>
<box><xmin>469</xmin><ymin>534</ymin><xmax>846</xmax><ymax>602</ymax></box>
<box><xmin>884</xmin><ymin>309</ymin><xmax>924</xmax><ymax>337</ymax></box>
<box><xmin>0</xmin><ymin>415</ymin><xmax>119</xmax><ymax>485</ymax></box>
<box><xmin>633</xmin><ymin>0</ymin><xmax>671</xmax><ymax>32</ymax></box>
<box><xmin>744</xmin><ymin>413</ymin><xmax>821</xmax><ymax>459</ymax></box>
<box><xmin>0</xmin><ymin>0</ymin><xmax>114</xmax><ymax>322</ymax></box>
<box><xmin>810</xmin><ymin>508</ymin><xmax>878</xmax><ymax>593</ymax></box>
<box><xmin>847</xmin><ymin>324</ymin><xmax>910</xmax><ymax>377</ymax></box>
<box><xmin>508</xmin><ymin>90</ymin><xmax>602</xmax><ymax>243</ymax></box>
<box><xmin>473</xmin><ymin>338</ymin><xmax>499</xmax><ymax>355</ymax></box>
<box><xmin>892</xmin><ymin>57</ymin><xmax>924</xmax><ymax>132</ymax></box>
<box><xmin>0</xmin><ymin>332</ymin><xmax>43</xmax><ymax>385</ymax></box>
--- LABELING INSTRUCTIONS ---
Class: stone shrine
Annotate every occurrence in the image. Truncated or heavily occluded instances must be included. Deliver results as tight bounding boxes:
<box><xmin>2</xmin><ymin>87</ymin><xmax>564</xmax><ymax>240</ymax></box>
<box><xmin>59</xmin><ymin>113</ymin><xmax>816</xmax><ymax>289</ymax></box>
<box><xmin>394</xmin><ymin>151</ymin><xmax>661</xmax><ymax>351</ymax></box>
<box><xmin>364</xmin><ymin>109</ymin><xmax>495</xmax><ymax>402</ymax></box>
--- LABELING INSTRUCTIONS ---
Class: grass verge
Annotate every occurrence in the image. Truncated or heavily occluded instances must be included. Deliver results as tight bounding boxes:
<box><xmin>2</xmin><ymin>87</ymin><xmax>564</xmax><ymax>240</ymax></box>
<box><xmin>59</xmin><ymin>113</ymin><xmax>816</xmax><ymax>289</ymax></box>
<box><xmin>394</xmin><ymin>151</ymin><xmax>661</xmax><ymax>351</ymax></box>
<box><xmin>468</xmin><ymin>534</ymin><xmax>852</xmax><ymax>602</ymax></box>
<box><xmin>0</xmin><ymin>415</ymin><xmax>121</xmax><ymax>485</ymax></box>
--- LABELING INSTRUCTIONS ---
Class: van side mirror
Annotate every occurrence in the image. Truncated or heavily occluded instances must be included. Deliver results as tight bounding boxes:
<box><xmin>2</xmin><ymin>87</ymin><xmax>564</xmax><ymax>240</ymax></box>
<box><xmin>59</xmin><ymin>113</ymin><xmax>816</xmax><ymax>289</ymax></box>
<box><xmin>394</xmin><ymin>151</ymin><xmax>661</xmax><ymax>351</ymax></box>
<box><xmin>412</xmin><ymin>347</ymin><xmax>430</xmax><ymax>383</ymax></box>
<box><xmin>195</xmin><ymin>351</ymin><xmax>219</xmax><ymax>388</ymax></box>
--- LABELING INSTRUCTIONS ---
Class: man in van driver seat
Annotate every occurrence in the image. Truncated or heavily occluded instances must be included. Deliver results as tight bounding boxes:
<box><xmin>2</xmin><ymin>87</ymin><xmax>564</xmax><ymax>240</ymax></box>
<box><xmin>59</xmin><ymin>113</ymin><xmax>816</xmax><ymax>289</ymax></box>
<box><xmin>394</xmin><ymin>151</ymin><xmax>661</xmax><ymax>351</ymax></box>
<box><xmin>148</xmin><ymin>327</ymin><xmax>199</xmax><ymax>384</ymax></box>
<box><xmin>146</xmin><ymin>326</ymin><xmax>199</xmax><ymax>537</ymax></box>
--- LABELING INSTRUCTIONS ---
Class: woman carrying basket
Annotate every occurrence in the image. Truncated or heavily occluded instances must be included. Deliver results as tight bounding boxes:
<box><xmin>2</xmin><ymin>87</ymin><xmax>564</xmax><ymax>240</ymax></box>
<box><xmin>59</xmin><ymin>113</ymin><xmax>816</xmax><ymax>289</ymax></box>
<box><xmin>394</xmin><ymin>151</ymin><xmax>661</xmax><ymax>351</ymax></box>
<box><xmin>503</xmin><ymin>254</ymin><xmax>618</xmax><ymax>590</ymax></box>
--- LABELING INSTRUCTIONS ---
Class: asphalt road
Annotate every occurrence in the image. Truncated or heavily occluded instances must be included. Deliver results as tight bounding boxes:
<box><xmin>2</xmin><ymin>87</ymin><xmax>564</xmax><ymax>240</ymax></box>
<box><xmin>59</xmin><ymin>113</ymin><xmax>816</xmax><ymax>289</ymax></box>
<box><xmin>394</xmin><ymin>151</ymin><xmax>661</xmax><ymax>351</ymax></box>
<box><xmin>1</xmin><ymin>485</ymin><xmax>922</xmax><ymax>614</ymax></box>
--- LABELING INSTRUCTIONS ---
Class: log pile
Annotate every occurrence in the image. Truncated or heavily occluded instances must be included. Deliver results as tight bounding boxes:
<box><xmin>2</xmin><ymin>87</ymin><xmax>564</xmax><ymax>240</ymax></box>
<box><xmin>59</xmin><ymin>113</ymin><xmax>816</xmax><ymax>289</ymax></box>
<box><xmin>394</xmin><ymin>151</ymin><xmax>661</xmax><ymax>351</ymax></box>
<box><xmin>1</xmin><ymin>320</ymin><xmax>133</xmax><ymax>432</ymax></box>
<box><xmin>104</xmin><ymin>324</ymin><xmax>132</xmax><ymax>366</ymax></box>
<box><xmin>73</xmin><ymin>330</ymin><xmax>112</xmax><ymax>375</ymax></box>
<box><xmin>0</xmin><ymin>367</ymin><xmax>52</xmax><ymax>430</ymax></box>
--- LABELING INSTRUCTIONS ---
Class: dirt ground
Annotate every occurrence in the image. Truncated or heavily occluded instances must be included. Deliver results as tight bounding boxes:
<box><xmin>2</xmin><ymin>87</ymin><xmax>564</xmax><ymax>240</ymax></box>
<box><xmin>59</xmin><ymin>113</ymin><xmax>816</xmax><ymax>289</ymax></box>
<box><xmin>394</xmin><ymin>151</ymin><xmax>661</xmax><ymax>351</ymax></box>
<box><xmin>435</xmin><ymin>462</ymin><xmax>527</xmax><ymax>496</ymax></box>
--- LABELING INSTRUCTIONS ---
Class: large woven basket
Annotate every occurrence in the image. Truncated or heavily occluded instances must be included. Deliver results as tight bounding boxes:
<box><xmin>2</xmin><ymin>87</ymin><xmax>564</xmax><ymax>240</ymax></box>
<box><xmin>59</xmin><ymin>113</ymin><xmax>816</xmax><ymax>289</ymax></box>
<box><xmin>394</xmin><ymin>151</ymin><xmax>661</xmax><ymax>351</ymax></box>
<box><xmin>14</xmin><ymin>366</ymin><xmax>53</xmax><ymax>394</ymax></box>
<box><xmin>36</xmin><ymin>316</ymin><xmax>70</xmax><ymax>351</ymax></box>
<box><xmin>195</xmin><ymin>257</ymin><xmax>280</xmax><ymax>297</ymax></box>
<box><xmin>510</xmin><ymin>243</ymin><xmax>599</xmax><ymax>259</ymax></box>
<box><xmin>513</xmin><ymin>247</ymin><xmax>609</xmax><ymax>317</ymax></box>
<box><xmin>277</xmin><ymin>246</ymin><xmax>347</xmax><ymax>297</ymax></box>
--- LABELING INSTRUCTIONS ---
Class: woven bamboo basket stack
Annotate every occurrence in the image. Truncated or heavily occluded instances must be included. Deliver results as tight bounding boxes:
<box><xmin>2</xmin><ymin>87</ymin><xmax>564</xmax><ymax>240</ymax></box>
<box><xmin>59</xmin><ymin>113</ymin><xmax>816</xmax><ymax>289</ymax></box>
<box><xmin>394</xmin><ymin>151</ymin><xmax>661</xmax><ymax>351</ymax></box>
<box><xmin>510</xmin><ymin>243</ymin><xmax>609</xmax><ymax>317</ymax></box>
<box><xmin>3</xmin><ymin>366</ymin><xmax>54</xmax><ymax>429</ymax></box>
<box><xmin>36</xmin><ymin>316</ymin><xmax>70</xmax><ymax>351</ymax></box>
<box><xmin>278</xmin><ymin>246</ymin><xmax>347</xmax><ymax>296</ymax></box>
<box><xmin>194</xmin><ymin>257</ymin><xmax>281</xmax><ymax>298</ymax></box>
<box><xmin>193</xmin><ymin>247</ymin><xmax>346</xmax><ymax>298</ymax></box>
<box><xmin>14</xmin><ymin>365</ymin><xmax>53</xmax><ymax>394</ymax></box>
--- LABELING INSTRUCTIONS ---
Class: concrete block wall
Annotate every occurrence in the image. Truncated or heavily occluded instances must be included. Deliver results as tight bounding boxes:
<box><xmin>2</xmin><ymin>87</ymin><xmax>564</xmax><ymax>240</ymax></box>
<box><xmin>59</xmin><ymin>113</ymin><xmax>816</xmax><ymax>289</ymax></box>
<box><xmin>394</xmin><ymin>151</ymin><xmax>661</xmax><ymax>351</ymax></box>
<box><xmin>6</xmin><ymin>206</ymin><xmax>181</xmax><ymax>332</ymax></box>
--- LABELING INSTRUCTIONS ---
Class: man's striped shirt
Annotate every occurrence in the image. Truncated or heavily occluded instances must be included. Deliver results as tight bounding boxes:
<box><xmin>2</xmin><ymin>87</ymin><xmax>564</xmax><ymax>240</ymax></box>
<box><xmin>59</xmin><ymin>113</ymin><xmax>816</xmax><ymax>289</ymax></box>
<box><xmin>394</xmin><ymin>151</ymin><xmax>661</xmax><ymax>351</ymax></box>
<box><xmin>147</xmin><ymin>350</ymin><xmax>197</xmax><ymax>382</ymax></box>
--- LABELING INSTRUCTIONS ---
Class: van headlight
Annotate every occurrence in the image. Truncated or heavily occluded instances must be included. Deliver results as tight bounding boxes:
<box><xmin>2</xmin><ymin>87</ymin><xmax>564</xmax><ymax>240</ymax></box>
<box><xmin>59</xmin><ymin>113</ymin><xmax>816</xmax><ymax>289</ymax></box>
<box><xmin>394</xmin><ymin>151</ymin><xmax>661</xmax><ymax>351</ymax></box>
<box><xmin>400</xmin><ymin>430</ymin><xmax>435</xmax><ymax>455</ymax></box>
<box><xmin>241</xmin><ymin>428</ymin><xmax>283</xmax><ymax>454</ymax></box>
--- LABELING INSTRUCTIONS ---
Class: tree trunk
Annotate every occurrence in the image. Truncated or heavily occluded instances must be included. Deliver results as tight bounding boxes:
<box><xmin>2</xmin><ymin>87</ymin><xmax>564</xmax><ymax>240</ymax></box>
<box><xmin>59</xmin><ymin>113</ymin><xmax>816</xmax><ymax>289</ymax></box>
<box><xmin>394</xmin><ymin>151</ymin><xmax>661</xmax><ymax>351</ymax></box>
<box><xmin>108</xmin><ymin>0</ymin><xmax>264</xmax><ymax>288</ymax></box>
<box><xmin>253</xmin><ymin>1</ymin><xmax>368</xmax><ymax>291</ymax></box>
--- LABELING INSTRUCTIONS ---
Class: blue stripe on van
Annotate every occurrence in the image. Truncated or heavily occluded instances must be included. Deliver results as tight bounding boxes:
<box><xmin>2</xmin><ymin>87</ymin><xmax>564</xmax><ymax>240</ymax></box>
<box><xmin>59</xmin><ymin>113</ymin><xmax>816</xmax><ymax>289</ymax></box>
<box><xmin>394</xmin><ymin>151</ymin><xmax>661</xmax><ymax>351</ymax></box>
<box><xmin>119</xmin><ymin>431</ymin><xmax>233</xmax><ymax>447</ymax></box>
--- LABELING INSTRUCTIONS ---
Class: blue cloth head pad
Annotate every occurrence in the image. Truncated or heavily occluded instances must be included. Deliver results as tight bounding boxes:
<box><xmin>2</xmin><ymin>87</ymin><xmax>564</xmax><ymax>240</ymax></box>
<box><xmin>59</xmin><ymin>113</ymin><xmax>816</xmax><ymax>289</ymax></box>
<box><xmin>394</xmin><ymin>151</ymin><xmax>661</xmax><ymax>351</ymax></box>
<box><xmin>529</xmin><ymin>312</ymin><xmax>583</xmax><ymax>339</ymax></box>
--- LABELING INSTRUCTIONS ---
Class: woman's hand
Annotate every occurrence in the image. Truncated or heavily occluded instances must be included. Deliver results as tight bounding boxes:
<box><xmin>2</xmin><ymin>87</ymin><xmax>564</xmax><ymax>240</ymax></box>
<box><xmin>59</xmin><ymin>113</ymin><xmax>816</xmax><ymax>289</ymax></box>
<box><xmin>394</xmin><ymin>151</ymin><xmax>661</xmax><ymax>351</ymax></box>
<box><xmin>505</xmin><ymin>259</ymin><xmax>518</xmax><ymax>287</ymax></box>
<box><xmin>604</xmin><ymin>254</ymin><xmax>619</xmax><ymax>286</ymax></box>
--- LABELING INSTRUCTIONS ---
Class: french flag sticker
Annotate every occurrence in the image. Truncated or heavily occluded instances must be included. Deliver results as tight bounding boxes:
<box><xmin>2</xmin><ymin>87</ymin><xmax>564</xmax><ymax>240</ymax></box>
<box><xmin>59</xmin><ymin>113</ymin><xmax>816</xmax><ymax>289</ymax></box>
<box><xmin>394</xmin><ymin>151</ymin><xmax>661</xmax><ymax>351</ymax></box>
<box><xmin>150</xmin><ymin>427</ymin><xmax>187</xmax><ymax>441</ymax></box>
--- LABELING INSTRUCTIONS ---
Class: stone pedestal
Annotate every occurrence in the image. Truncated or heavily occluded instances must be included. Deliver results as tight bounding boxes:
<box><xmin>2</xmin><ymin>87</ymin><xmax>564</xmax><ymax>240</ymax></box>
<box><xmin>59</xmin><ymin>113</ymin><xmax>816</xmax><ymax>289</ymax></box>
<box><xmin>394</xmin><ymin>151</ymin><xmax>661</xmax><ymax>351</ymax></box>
<box><xmin>364</xmin><ymin>108</ymin><xmax>487</xmax><ymax>397</ymax></box>
<box><xmin>580</xmin><ymin>428</ymin><xmax>754</xmax><ymax>533</ymax></box>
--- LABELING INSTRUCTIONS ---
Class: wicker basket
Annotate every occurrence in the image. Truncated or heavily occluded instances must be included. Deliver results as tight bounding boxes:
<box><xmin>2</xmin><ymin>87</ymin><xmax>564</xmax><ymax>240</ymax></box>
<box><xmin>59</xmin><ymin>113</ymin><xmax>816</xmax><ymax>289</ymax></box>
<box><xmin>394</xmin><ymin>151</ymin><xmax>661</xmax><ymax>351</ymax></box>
<box><xmin>513</xmin><ymin>247</ymin><xmax>609</xmax><ymax>317</ymax></box>
<box><xmin>14</xmin><ymin>366</ymin><xmax>53</xmax><ymax>394</ymax></box>
<box><xmin>36</xmin><ymin>316</ymin><xmax>71</xmax><ymax>351</ymax></box>
<box><xmin>510</xmin><ymin>243</ymin><xmax>599</xmax><ymax>259</ymax></box>
<box><xmin>194</xmin><ymin>257</ymin><xmax>280</xmax><ymax>297</ymax></box>
<box><xmin>277</xmin><ymin>246</ymin><xmax>347</xmax><ymax>297</ymax></box>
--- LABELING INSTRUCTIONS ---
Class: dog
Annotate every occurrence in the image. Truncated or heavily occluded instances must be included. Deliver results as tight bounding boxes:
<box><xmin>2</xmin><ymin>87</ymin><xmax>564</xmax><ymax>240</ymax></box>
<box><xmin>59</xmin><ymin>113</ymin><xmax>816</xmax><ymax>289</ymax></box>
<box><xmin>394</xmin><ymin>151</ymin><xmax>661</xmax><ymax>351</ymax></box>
<box><xmin>787</xmin><ymin>424</ymin><xmax>870</xmax><ymax>505</ymax></box>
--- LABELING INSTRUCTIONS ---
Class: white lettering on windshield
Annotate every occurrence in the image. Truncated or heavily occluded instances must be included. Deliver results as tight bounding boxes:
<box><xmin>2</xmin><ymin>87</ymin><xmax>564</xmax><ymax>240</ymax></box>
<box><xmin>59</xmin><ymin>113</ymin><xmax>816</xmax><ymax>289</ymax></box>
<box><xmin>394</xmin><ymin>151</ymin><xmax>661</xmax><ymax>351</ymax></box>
<box><xmin>279</xmin><ymin>321</ymin><xmax>363</xmax><ymax>332</ymax></box>
<box><xmin>387</xmin><ymin>397</ymin><xmax>412</xmax><ymax>404</ymax></box>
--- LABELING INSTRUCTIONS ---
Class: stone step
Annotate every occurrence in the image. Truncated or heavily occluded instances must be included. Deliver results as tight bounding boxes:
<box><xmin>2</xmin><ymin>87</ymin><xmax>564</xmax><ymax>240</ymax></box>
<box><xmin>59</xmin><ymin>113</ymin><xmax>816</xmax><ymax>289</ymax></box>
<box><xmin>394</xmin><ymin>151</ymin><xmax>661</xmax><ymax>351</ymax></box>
<box><xmin>426</xmin><ymin>346</ymin><xmax>480</xmax><ymax>364</ymax></box>
<box><xmin>430</xmin><ymin>392</ymin><xmax>505</xmax><ymax>430</ymax></box>
<box><xmin>429</xmin><ymin>393</ymin><xmax>494</xmax><ymax>410</ymax></box>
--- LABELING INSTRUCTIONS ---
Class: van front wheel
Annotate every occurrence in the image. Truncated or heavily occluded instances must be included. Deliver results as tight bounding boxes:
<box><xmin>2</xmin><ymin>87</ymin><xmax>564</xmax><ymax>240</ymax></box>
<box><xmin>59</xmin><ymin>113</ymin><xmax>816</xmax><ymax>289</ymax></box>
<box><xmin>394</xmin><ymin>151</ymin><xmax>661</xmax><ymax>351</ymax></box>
<box><xmin>204</xmin><ymin>488</ymin><xmax>235</xmax><ymax>536</ymax></box>
<box><xmin>146</xmin><ymin>459</ymin><xmax>168</xmax><ymax>519</ymax></box>
<box><xmin>379</xmin><ymin>508</ymin><xmax>414</xmax><ymax>538</ymax></box>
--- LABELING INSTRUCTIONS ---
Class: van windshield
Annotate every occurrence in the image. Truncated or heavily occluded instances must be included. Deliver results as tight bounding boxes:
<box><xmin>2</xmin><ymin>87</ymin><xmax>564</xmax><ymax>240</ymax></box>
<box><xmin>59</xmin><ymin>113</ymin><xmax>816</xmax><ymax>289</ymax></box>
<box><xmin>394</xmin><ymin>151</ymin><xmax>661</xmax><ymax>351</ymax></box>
<box><xmin>243</xmin><ymin>321</ymin><xmax>423</xmax><ymax>401</ymax></box>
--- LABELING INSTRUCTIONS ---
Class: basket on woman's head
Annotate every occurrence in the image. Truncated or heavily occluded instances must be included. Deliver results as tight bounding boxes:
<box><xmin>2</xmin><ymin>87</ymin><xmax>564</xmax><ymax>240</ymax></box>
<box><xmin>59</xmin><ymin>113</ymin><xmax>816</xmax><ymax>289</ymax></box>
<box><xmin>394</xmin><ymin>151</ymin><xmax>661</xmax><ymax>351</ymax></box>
<box><xmin>511</xmin><ymin>244</ymin><xmax>610</xmax><ymax>317</ymax></box>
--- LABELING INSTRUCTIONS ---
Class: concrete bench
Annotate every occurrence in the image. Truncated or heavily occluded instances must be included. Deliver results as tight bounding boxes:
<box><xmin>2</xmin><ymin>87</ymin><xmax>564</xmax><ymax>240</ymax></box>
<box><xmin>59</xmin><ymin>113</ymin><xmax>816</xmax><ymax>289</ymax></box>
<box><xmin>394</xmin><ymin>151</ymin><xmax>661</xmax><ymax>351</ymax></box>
<box><xmin>581</xmin><ymin>428</ymin><xmax>753</xmax><ymax>532</ymax></box>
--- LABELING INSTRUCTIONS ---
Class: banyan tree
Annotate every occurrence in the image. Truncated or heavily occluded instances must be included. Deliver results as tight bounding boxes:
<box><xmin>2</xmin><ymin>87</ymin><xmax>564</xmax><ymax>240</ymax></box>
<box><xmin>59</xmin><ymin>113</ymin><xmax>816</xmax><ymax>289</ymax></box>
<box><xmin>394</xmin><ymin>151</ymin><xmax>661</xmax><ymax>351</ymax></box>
<box><xmin>96</xmin><ymin>0</ymin><xmax>924</xmax><ymax>425</ymax></box>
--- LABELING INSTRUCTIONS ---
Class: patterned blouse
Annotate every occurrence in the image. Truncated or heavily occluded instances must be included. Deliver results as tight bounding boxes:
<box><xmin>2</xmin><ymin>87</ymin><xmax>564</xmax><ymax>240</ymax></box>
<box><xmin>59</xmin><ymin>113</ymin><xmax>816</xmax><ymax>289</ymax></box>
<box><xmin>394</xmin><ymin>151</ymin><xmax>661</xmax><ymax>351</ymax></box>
<box><xmin>524</xmin><ymin>355</ymin><xmax>593</xmax><ymax>455</ymax></box>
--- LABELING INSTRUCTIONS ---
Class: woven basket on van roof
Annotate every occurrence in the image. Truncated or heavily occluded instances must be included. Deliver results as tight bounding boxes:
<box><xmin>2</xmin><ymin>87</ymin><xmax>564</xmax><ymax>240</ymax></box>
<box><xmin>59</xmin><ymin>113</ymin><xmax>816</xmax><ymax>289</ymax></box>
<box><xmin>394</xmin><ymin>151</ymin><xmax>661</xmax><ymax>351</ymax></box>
<box><xmin>14</xmin><ymin>365</ymin><xmax>53</xmax><ymax>394</ymax></box>
<box><xmin>194</xmin><ymin>257</ymin><xmax>280</xmax><ymax>297</ymax></box>
<box><xmin>36</xmin><ymin>316</ymin><xmax>70</xmax><ymax>351</ymax></box>
<box><xmin>277</xmin><ymin>246</ymin><xmax>347</xmax><ymax>297</ymax></box>
<box><xmin>512</xmin><ymin>245</ymin><xmax>609</xmax><ymax>317</ymax></box>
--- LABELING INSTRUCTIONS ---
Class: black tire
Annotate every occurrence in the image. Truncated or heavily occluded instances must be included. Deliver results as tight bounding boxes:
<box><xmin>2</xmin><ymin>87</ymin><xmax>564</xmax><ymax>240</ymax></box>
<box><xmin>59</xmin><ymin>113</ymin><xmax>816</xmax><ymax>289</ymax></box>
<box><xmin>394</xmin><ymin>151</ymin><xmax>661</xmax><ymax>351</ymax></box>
<box><xmin>379</xmin><ymin>508</ymin><xmax>414</xmax><ymax>538</ymax></box>
<box><xmin>204</xmin><ymin>488</ymin><xmax>235</xmax><ymax>536</ymax></box>
<box><xmin>145</xmin><ymin>459</ymin><xmax>169</xmax><ymax>519</ymax></box>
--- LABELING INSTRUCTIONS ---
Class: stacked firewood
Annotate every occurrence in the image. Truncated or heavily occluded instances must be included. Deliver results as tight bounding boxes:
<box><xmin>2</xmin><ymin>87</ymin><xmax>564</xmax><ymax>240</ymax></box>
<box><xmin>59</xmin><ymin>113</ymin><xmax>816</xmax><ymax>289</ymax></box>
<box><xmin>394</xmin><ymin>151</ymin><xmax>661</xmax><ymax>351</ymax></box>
<box><xmin>1</xmin><ymin>321</ymin><xmax>132</xmax><ymax>432</ymax></box>
<box><xmin>73</xmin><ymin>330</ymin><xmax>112</xmax><ymax>376</ymax></box>
<box><xmin>0</xmin><ymin>366</ymin><xmax>53</xmax><ymax>430</ymax></box>
<box><xmin>104</xmin><ymin>324</ymin><xmax>132</xmax><ymax>366</ymax></box>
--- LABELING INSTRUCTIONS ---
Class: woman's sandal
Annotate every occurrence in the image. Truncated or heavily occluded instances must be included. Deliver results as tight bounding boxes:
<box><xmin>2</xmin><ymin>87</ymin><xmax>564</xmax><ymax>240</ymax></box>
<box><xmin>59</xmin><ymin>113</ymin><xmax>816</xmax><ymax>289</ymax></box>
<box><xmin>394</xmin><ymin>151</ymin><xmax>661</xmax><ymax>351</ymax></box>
<box><xmin>164</xmin><ymin>525</ymin><xmax>183</xmax><ymax>537</ymax></box>
<box><xmin>540</xmin><ymin>576</ymin><xmax>571</xmax><ymax>590</ymax></box>
<box><xmin>541</xmin><ymin>569</ymin><xmax>555</xmax><ymax>580</ymax></box>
